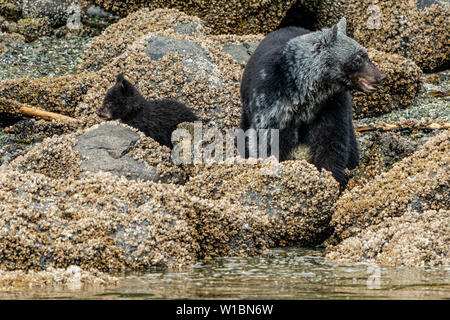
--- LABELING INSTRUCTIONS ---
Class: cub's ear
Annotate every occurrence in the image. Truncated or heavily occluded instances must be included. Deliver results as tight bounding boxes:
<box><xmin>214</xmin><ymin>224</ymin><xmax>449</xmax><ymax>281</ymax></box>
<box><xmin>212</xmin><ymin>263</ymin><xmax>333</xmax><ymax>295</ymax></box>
<box><xmin>337</xmin><ymin>17</ymin><xmax>347</xmax><ymax>35</ymax></box>
<box><xmin>116</xmin><ymin>73</ymin><xmax>125</xmax><ymax>83</ymax></box>
<box><xmin>120</xmin><ymin>78</ymin><xmax>133</xmax><ymax>95</ymax></box>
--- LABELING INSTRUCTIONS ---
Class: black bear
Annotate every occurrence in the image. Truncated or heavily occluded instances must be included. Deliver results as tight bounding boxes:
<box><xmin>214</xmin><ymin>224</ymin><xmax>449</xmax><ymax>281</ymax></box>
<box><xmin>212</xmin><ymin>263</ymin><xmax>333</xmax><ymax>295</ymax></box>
<box><xmin>96</xmin><ymin>74</ymin><xmax>198</xmax><ymax>148</ymax></box>
<box><xmin>240</xmin><ymin>18</ymin><xmax>386</xmax><ymax>183</ymax></box>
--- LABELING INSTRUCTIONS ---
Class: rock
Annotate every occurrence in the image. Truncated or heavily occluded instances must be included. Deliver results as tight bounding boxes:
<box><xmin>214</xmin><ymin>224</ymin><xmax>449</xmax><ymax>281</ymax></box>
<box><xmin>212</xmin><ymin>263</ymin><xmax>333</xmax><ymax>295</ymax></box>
<box><xmin>81</xmin><ymin>8</ymin><xmax>209</xmax><ymax>72</ymax></box>
<box><xmin>0</xmin><ymin>168</ymin><xmax>269</xmax><ymax>272</ymax></box>
<box><xmin>326</xmin><ymin>209</ymin><xmax>450</xmax><ymax>267</ymax></box>
<box><xmin>16</xmin><ymin>17</ymin><xmax>52</xmax><ymax>41</ymax></box>
<box><xmin>73</xmin><ymin>124</ymin><xmax>162</xmax><ymax>182</ymax></box>
<box><xmin>145</xmin><ymin>35</ymin><xmax>223</xmax><ymax>87</ymax></box>
<box><xmin>7</xmin><ymin>122</ymin><xmax>187</xmax><ymax>184</ymax></box>
<box><xmin>223</xmin><ymin>42</ymin><xmax>259</xmax><ymax>64</ymax></box>
<box><xmin>185</xmin><ymin>159</ymin><xmax>340</xmax><ymax>246</ymax></box>
<box><xmin>329</xmin><ymin>130</ymin><xmax>449</xmax><ymax>244</ymax></box>
<box><xmin>93</xmin><ymin>0</ymin><xmax>298</xmax><ymax>35</ymax></box>
<box><xmin>21</xmin><ymin>0</ymin><xmax>72</xmax><ymax>27</ymax></box>
<box><xmin>0</xmin><ymin>266</ymin><xmax>119</xmax><ymax>289</ymax></box>
<box><xmin>0</xmin><ymin>0</ymin><xmax>22</xmax><ymax>21</ymax></box>
<box><xmin>314</xmin><ymin>0</ymin><xmax>450</xmax><ymax>72</ymax></box>
<box><xmin>0</xmin><ymin>73</ymin><xmax>96</xmax><ymax>118</ymax></box>
<box><xmin>352</xmin><ymin>49</ymin><xmax>423</xmax><ymax>119</ymax></box>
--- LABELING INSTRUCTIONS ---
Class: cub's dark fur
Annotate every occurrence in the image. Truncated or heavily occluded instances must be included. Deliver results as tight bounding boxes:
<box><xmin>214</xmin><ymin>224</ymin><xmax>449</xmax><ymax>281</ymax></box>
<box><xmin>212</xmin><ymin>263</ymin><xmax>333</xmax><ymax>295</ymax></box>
<box><xmin>240</xmin><ymin>18</ymin><xmax>385</xmax><ymax>183</ymax></box>
<box><xmin>97</xmin><ymin>74</ymin><xmax>198</xmax><ymax>148</ymax></box>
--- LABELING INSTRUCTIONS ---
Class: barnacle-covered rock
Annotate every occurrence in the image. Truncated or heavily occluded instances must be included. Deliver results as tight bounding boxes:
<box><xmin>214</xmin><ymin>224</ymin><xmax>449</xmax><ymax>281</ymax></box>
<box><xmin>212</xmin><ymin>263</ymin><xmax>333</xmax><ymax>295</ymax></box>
<box><xmin>0</xmin><ymin>72</ymin><xmax>96</xmax><ymax>117</ymax></box>
<box><xmin>329</xmin><ymin>130</ymin><xmax>449</xmax><ymax>244</ymax></box>
<box><xmin>16</xmin><ymin>17</ymin><xmax>52</xmax><ymax>41</ymax></box>
<box><xmin>314</xmin><ymin>0</ymin><xmax>450</xmax><ymax>72</ymax></box>
<box><xmin>352</xmin><ymin>49</ymin><xmax>423</xmax><ymax>119</ymax></box>
<box><xmin>7</xmin><ymin>121</ymin><xmax>187</xmax><ymax>184</ymax></box>
<box><xmin>0</xmin><ymin>266</ymin><xmax>119</xmax><ymax>290</ymax></box>
<box><xmin>92</xmin><ymin>0</ymin><xmax>297</xmax><ymax>35</ymax></box>
<box><xmin>0</xmin><ymin>168</ymin><xmax>269</xmax><ymax>272</ymax></box>
<box><xmin>186</xmin><ymin>159</ymin><xmax>340</xmax><ymax>246</ymax></box>
<box><xmin>326</xmin><ymin>209</ymin><xmax>450</xmax><ymax>267</ymax></box>
<box><xmin>21</xmin><ymin>0</ymin><xmax>73</xmax><ymax>27</ymax></box>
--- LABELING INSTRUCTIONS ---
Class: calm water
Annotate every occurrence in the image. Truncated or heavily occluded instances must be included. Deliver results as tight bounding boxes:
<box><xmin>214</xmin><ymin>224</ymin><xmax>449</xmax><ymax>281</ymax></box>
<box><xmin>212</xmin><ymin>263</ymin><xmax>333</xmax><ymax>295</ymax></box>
<box><xmin>1</xmin><ymin>248</ymin><xmax>449</xmax><ymax>300</ymax></box>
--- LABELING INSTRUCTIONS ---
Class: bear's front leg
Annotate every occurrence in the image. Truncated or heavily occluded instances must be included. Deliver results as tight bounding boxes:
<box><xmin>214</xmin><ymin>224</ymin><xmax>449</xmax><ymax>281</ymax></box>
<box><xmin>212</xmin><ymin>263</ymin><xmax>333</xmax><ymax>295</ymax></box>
<box><xmin>306</xmin><ymin>94</ymin><xmax>352</xmax><ymax>184</ymax></box>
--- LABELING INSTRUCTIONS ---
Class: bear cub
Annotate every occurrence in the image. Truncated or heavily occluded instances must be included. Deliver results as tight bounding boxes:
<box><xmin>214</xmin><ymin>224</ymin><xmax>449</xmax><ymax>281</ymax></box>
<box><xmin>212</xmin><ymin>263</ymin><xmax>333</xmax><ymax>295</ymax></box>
<box><xmin>240</xmin><ymin>18</ymin><xmax>386</xmax><ymax>183</ymax></box>
<box><xmin>96</xmin><ymin>74</ymin><xmax>198</xmax><ymax>148</ymax></box>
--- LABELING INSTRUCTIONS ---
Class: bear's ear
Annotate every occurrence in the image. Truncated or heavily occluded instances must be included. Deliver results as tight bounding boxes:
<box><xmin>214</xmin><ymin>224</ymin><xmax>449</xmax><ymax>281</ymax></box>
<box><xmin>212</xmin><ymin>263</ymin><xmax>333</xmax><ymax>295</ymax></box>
<box><xmin>321</xmin><ymin>24</ymin><xmax>338</xmax><ymax>47</ymax></box>
<box><xmin>337</xmin><ymin>17</ymin><xmax>347</xmax><ymax>35</ymax></box>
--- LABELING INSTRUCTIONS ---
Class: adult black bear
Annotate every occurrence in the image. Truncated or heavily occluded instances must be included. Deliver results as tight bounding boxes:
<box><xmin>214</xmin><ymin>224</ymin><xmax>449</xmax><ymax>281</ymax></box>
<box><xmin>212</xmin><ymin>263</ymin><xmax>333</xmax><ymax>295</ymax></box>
<box><xmin>96</xmin><ymin>74</ymin><xmax>198</xmax><ymax>148</ymax></box>
<box><xmin>240</xmin><ymin>18</ymin><xmax>386</xmax><ymax>183</ymax></box>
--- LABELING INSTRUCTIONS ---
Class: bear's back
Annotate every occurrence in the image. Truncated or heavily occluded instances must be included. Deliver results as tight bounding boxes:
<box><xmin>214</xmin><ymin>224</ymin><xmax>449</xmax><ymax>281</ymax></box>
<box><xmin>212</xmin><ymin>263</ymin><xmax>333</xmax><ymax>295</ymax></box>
<box><xmin>240</xmin><ymin>26</ymin><xmax>312</xmax><ymax>119</ymax></box>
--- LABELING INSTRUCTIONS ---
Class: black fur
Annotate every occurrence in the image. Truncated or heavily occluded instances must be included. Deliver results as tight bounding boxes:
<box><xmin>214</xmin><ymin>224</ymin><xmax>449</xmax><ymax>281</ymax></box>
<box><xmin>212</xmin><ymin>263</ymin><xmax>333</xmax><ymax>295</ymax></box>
<box><xmin>239</xmin><ymin>19</ymin><xmax>385</xmax><ymax>184</ymax></box>
<box><xmin>97</xmin><ymin>74</ymin><xmax>198</xmax><ymax>148</ymax></box>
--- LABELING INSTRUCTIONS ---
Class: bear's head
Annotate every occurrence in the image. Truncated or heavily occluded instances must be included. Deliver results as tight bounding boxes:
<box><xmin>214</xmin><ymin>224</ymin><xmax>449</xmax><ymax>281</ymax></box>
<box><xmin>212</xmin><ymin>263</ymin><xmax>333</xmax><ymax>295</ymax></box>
<box><xmin>313</xmin><ymin>18</ymin><xmax>386</xmax><ymax>93</ymax></box>
<box><xmin>96</xmin><ymin>74</ymin><xmax>142</xmax><ymax>120</ymax></box>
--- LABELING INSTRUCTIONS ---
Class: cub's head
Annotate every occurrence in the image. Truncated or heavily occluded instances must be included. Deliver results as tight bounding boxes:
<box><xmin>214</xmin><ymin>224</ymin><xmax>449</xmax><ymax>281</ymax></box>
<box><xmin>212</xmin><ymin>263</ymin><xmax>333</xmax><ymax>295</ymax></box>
<box><xmin>96</xmin><ymin>74</ymin><xmax>140</xmax><ymax>120</ymax></box>
<box><xmin>313</xmin><ymin>18</ymin><xmax>386</xmax><ymax>93</ymax></box>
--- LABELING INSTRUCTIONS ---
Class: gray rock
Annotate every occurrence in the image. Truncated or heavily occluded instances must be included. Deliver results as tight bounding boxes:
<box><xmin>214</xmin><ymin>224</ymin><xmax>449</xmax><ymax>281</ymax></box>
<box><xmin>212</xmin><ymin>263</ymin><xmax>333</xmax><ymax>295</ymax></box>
<box><xmin>74</xmin><ymin>124</ymin><xmax>161</xmax><ymax>182</ymax></box>
<box><xmin>173</xmin><ymin>21</ymin><xmax>201</xmax><ymax>35</ymax></box>
<box><xmin>146</xmin><ymin>35</ymin><xmax>223</xmax><ymax>87</ymax></box>
<box><xmin>223</xmin><ymin>42</ymin><xmax>259</xmax><ymax>64</ymax></box>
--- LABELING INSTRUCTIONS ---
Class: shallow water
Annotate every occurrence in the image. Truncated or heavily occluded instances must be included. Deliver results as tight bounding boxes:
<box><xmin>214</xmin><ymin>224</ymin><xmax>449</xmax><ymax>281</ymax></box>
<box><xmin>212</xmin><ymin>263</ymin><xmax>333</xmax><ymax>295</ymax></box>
<box><xmin>1</xmin><ymin>248</ymin><xmax>448</xmax><ymax>300</ymax></box>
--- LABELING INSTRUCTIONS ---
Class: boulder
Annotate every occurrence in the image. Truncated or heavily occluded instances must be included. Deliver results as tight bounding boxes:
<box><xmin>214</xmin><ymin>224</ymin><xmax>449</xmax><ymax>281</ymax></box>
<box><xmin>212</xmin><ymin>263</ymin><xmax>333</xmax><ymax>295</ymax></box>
<box><xmin>16</xmin><ymin>17</ymin><xmax>52</xmax><ymax>41</ymax></box>
<box><xmin>7</xmin><ymin>122</ymin><xmax>187</xmax><ymax>184</ymax></box>
<box><xmin>352</xmin><ymin>49</ymin><xmax>423</xmax><ymax>119</ymax></box>
<box><xmin>92</xmin><ymin>0</ymin><xmax>297</xmax><ymax>35</ymax></box>
<box><xmin>314</xmin><ymin>0</ymin><xmax>450</xmax><ymax>72</ymax></box>
<box><xmin>186</xmin><ymin>159</ymin><xmax>340</xmax><ymax>246</ymax></box>
<box><xmin>21</xmin><ymin>0</ymin><xmax>73</xmax><ymax>27</ymax></box>
<box><xmin>326</xmin><ymin>209</ymin><xmax>450</xmax><ymax>267</ymax></box>
<box><xmin>0</xmin><ymin>167</ymin><xmax>269</xmax><ymax>271</ymax></box>
<box><xmin>329</xmin><ymin>130</ymin><xmax>449</xmax><ymax>244</ymax></box>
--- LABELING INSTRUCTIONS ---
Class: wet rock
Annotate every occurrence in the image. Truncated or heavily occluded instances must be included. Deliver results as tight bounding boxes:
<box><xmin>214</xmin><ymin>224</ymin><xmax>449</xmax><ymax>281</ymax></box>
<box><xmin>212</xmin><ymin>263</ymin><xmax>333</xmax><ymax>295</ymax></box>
<box><xmin>21</xmin><ymin>0</ymin><xmax>72</xmax><ymax>27</ymax></box>
<box><xmin>0</xmin><ymin>0</ymin><xmax>22</xmax><ymax>21</ymax></box>
<box><xmin>186</xmin><ymin>159</ymin><xmax>340</xmax><ymax>247</ymax></box>
<box><xmin>329</xmin><ymin>131</ymin><xmax>449</xmax><ymax>244</ymax></box>
<box><xmin>0</xmin><ymin>266</ymin><xmax>119</xmax><ymax>290</ymax></box>
<box><xmin>93</xmin><ymin>0</ymin><xmax>298</xmax><ymax>35</ymax></box>
<box><xmin>16</xmin><ymin>17</ymin><xmax>52</xmax><ymax>41</ymax></box>
<box><xmin>326</xmin><ymin>209</ymin><xmax>450</xmax><ymax>267</ymax></box>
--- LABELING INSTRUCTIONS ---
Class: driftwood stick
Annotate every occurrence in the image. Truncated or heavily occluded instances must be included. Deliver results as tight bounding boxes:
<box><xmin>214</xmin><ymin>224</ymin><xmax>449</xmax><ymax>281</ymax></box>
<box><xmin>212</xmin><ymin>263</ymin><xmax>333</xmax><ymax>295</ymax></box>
<box><xmin>18</xmin><ymin>106</ymin><xmax>77</xmax><ymax>122</ymax></box>
<box><xmin>355</xmin><ymin>122</ymin><xmax>450</xmax><ymax>133</ymax></box>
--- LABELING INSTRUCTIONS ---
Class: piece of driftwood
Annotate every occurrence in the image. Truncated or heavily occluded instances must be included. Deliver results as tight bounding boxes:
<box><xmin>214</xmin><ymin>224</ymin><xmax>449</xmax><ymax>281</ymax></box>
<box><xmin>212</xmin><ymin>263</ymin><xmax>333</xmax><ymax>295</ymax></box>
<box><xmin>355</xmin><ymin>122</ymin><xmax>450</xmax><ymax>133</ymax></box>
<box><xmin>18</xmin><ymin>106</ymin><xmax>77</xmax><ymax>122</ymax></box>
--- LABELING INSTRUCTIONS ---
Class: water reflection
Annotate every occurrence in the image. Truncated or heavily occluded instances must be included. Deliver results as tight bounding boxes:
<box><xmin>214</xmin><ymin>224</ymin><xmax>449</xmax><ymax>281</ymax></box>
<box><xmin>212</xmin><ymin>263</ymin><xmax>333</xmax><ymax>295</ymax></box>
<box><xmin>1</xmin><ymin>247</ymin><xmax>448</xmax><ymax>299</ymax></box>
